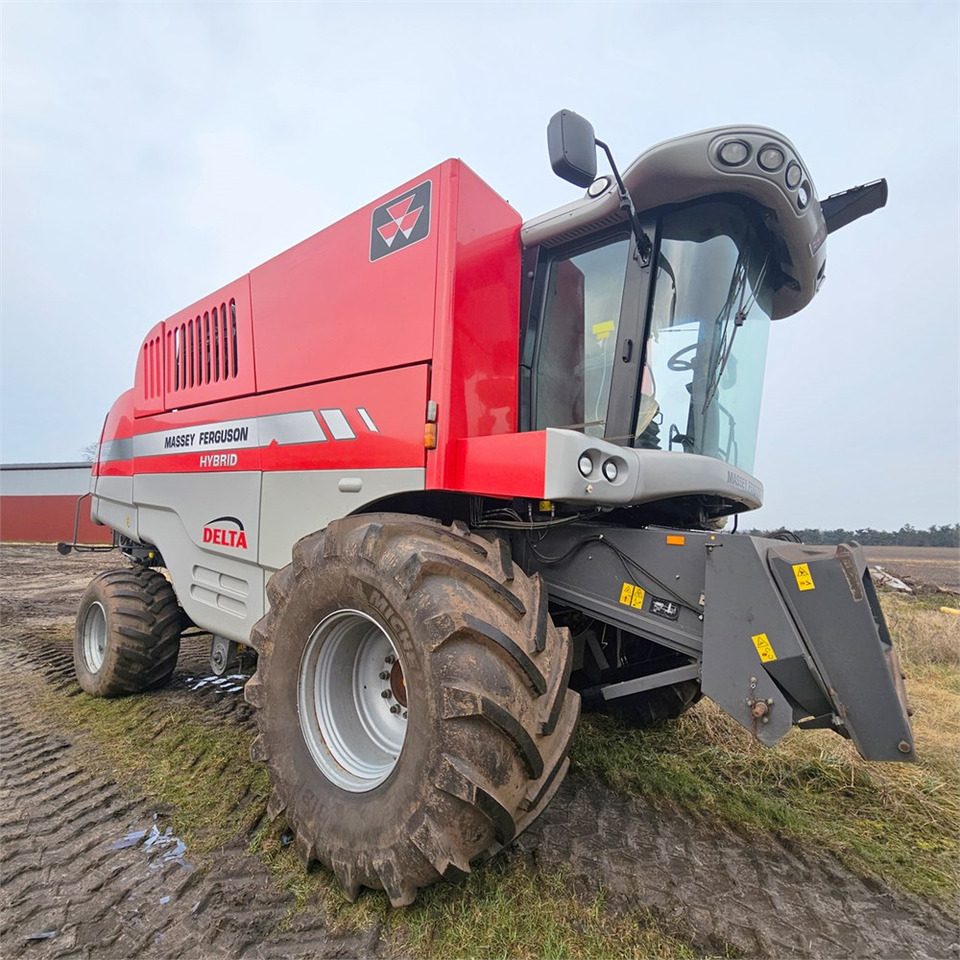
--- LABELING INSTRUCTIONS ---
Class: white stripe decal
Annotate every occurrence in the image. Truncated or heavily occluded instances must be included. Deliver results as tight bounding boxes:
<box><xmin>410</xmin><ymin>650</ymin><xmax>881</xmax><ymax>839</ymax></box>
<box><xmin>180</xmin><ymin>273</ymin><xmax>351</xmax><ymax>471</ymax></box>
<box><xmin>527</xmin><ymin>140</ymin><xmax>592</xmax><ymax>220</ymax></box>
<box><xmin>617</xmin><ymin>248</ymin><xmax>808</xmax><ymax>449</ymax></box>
<box><xmin>259</xmin><ymin>411</ymin><xmax>327</xmax><ymax>446</ymax></box>
<box><xmin>104</xmin><ymin>407</ymin><xmax>373</xmax><ymax>462</ymax></box>
<box><xmin>356</xmin><ymin>407</ymin><xmax>379</xmax><ymax>433</ymax></box>
<box><xmin>318</xmin><ymin>409</ymin><xmax>356</xmax><ymax>441</ymax></box>
<box><xmin>133</xmin><ymin>418</ymin><xmax>259</xmax><ymax>458</ymax></box>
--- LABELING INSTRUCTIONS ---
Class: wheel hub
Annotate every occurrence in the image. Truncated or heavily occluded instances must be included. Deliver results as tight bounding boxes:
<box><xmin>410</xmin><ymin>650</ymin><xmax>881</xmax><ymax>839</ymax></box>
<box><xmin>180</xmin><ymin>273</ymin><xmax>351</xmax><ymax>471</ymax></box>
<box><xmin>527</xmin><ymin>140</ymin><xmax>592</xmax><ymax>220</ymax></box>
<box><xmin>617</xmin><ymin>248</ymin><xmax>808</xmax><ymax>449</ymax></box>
<box><xmin>298</xmin><ymin>609</ymin><xmax>408</xmax><ymax>793</ymax></box>
<box><xmin>81</xmin><ymin>602</ymin><xmax>107</xmax><ymax>672</ymax></box>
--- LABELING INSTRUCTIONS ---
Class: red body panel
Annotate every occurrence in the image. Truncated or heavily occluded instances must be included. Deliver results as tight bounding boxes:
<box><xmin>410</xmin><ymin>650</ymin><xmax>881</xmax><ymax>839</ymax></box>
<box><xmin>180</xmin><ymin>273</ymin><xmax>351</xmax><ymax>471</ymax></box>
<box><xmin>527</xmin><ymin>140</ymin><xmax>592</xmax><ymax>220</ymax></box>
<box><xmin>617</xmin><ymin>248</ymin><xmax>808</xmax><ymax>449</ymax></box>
<box><xmin>427</xmin><ymin>163</ymin><xmax>522</xmax><ymax>489</ymax></box>
<box><xmin>454</xmin><ymin>433</ymin><xmax>548</xmax><ymax>499</ymax></box>
<box><xmin>103</xmin><ymin>160</ymin><xmax>532</xmax><ymax>499</ymax></box>
<box><xmin>105</xmin><ymin>366</ymin><xmax>429</xmax><ymax>476</ymax></box>
<box><xmin>250</xmin><ymin>169</ymin><xmax>442</xmax><ymax>393</ymax></box>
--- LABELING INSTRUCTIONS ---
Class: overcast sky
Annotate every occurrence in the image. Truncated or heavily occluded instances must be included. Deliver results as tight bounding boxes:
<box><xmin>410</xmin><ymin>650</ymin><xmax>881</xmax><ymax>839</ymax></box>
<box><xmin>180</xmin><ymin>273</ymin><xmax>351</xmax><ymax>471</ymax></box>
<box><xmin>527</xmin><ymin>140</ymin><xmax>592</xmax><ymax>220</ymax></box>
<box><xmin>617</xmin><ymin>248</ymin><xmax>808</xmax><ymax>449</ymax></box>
<box><xmin>2</xmin><ymin>1</ymin><xmax>957</xmax><ymax>531</ymax></box>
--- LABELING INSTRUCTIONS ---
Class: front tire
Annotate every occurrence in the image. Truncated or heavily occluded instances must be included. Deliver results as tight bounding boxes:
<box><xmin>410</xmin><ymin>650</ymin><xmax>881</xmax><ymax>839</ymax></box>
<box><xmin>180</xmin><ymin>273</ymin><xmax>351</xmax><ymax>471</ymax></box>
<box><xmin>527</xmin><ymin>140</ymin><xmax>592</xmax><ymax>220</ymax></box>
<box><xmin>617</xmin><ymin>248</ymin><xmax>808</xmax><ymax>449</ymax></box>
<box><xmin>74</xmin><ymin>567</ymin><xmax>181</xmax><ymax>697</ymax></box>
<box><xmin>245</xmin><ymin>514</ymin><xmax>580</xmax><ymax>906</ymax></box>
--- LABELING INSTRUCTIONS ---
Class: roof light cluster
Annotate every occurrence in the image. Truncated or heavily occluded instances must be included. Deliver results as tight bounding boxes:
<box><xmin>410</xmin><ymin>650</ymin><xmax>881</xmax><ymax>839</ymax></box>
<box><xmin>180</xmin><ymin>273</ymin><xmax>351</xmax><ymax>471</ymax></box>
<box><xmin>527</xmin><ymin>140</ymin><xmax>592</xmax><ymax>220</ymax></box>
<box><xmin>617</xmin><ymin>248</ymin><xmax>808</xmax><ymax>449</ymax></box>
<box><xmin>715</xmin><ymin>137</ymin><xmax>812</xmax><ymax>212</ymax></box>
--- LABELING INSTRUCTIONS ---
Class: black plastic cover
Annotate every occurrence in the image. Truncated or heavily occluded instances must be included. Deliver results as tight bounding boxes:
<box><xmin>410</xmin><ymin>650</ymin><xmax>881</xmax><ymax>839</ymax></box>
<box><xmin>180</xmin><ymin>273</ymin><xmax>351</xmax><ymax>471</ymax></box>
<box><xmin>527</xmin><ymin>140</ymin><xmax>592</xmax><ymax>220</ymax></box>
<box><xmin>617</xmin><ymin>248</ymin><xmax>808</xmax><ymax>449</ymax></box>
<box><xmin>547</xmin><ymin>110</ymin><xmax>598</xmax><ymax>189</ymax></box>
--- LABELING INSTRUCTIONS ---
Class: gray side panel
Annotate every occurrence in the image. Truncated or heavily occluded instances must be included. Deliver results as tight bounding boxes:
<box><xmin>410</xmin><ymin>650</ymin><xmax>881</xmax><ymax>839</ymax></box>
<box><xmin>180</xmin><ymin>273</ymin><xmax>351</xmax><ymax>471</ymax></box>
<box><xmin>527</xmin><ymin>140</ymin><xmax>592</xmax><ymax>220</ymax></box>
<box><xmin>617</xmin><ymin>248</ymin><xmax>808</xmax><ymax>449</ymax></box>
<box><xmin>259</xmin><ymin>467</ymin><xmax>425</xmax><ymax>572</ymax></box>
<box><xmin>90</xmin><ymin>475</ymin><xmax>138</xmax><ymax>539</ymax></box>
<box><xmin>515</xmin><ymin>523</ymin><xmax>708</xmax><ymax>657</ymax></box>
<box><xmin>542</xmin><ymin>430</ymin><xmax>763</xmax><ymax>509</ymax></box>
<box><xmin>135</xmin><ymin>472</ymin><xmax>264</xmax><ymax>644</ymax></box>
<box><xmin>767</xmin><ymin>544</ymin><xmax>915</xmax><ymax>761</ymax></box>
<box><xmin>702</xmin><ymin>537</ymin><xmax>823</xmax><ymax>746</ymax></box>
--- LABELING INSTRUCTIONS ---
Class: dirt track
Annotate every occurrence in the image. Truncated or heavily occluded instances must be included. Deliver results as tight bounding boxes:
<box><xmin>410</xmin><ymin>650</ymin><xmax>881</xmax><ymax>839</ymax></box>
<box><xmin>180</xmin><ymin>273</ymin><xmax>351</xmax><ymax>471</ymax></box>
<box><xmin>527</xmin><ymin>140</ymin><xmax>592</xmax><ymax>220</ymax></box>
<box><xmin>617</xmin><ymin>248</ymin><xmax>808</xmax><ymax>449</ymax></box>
<box><xmin>1</xmin><ymin>545</ymin><xmax>957</xmax><ymax>959</ymax></box>
<box><xmin>862</xmin><ymin>546</ymin><xmax>960</xmax><ymax>592</ymax></box>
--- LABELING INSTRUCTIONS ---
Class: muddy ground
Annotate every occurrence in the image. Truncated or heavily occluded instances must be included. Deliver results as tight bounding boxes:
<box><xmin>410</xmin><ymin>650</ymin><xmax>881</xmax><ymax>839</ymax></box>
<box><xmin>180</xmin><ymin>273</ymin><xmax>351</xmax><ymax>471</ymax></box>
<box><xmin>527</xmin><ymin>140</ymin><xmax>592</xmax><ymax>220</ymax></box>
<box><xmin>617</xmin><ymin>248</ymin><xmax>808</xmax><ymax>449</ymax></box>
<box><xmin>1</xmin><ymin>544</ymin><xmax>957</xmax><ymax>959</ymax></box>
<box><xmin>862</xmin><ymin>546</ymin><xmax>960</xmax><ymax>593</ymax></box>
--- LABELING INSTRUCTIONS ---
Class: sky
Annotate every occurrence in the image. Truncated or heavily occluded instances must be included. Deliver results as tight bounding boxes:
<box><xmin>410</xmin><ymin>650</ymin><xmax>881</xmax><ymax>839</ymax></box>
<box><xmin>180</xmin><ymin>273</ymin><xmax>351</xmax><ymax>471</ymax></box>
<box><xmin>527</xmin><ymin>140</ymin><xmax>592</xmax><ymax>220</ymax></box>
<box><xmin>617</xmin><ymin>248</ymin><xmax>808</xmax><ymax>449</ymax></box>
<box><xmin>2</xmin><ymin>1</ymin><xmax>957</xmax><ymax>532</ymax></box>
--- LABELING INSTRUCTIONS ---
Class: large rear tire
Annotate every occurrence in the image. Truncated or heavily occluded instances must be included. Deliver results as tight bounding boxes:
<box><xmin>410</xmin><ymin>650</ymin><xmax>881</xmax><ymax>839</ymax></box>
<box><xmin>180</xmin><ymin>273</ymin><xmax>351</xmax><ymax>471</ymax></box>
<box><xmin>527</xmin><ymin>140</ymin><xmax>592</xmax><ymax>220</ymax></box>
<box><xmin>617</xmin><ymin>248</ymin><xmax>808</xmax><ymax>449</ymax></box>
<box><xmin>245</xmin><ymin>514</ymin><xmax>580</xmax><ymax>906</ymax></box>
<box><xmin>74</xmin><ymin>567</ymin><xmax>181</xmax><ymax>697</ymax></box>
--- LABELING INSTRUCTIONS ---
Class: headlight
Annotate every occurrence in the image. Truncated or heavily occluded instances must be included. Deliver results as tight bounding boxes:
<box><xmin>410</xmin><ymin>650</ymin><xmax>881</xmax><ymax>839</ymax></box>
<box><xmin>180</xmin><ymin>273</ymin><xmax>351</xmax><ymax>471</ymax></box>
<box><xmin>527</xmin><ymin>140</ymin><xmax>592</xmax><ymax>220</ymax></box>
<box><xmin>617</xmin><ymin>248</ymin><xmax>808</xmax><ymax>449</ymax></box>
<box><xmin>785</xmin><ymin>161</ymin><xmax>803</xmax><ymax>189</ymax></box>
<box><xmin>718</xmin><ymin>140</ymin><xmax>750</xmax><ymax>166</ymax></box>
<box><xmin>578</xmin><ymin>454</ymin><xmax>593</xmax><ymax>478</ymax></box>
<box><xmin>602</xmin><ymin>459</ymin><xmax>618</xmax><ymax>482</ymax></box>
<box><xmin>758</xmin><ymin>145</ymin><xmax>785</xmax><ymax>171</ymax></box>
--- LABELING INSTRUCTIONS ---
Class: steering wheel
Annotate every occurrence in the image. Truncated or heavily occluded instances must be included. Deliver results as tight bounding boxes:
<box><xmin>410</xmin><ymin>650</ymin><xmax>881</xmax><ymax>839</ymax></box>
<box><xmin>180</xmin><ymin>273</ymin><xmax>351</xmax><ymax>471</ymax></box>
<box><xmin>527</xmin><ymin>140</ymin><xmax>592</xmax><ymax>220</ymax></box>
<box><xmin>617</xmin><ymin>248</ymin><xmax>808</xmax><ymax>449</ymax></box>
<box><xmin>667</xmin><ymin>343</ymin><xmax>698</xmax><ymax>372</ymax></box>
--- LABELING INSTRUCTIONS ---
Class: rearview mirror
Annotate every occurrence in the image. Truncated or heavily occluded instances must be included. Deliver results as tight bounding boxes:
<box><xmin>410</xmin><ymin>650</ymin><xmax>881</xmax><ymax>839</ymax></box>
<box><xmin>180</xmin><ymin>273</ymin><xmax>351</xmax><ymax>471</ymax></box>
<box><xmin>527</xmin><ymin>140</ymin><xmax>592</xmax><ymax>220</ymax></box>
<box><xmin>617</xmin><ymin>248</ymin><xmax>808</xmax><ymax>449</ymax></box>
<box><xmin>547</xmin><ymin>110</ymin><xmax>598</xmax><ymax>188</ymax></box>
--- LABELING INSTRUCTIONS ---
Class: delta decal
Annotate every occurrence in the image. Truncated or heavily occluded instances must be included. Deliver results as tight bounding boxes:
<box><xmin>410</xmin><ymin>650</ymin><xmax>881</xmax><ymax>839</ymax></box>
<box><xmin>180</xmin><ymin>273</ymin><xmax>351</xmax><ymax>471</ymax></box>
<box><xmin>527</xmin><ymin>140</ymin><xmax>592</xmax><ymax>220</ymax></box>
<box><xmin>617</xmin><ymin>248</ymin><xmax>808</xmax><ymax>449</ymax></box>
<box><xmin>203</xmin><ymin>515</ymin><xmax>248</xmax><ymax>550</ymax></box>
<box><xmin>370</xmin><ymin>180</ymin><xmax>431</xmax><ymax>261</ymax></box>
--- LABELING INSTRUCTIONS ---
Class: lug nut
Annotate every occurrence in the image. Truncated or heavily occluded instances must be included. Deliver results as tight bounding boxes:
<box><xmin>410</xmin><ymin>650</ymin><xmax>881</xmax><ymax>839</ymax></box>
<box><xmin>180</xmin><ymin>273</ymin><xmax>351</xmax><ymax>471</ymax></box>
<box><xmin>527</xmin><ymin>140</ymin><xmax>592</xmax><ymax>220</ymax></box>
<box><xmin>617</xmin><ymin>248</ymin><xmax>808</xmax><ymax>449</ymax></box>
<box><xmin>381</xmin><ymin>690</ymin><xmax>392</xmax><ymax>699</ymax></box>
<box><xmin>379</xmin><ymin>671</ymin><xmax>390</xmax><ymax>680</ymax></box>
<box><xmin>385</xmin><ymin>654</ymin><xmax>395</xmax><ymax>665</ymax></box>
<box><xmin>390</xmin><ymin>704</ymin><xmax>401</xmax><ymax>714</ymax></box>
<box><xmin>898</xmin><ymin>740</ymin><xmax>912</xmax><ymax>754</ymax></box>
<box><xmin>402</xmin><ymin>710</ymin><xmax>408</xmax><ymax>719</ymax></box>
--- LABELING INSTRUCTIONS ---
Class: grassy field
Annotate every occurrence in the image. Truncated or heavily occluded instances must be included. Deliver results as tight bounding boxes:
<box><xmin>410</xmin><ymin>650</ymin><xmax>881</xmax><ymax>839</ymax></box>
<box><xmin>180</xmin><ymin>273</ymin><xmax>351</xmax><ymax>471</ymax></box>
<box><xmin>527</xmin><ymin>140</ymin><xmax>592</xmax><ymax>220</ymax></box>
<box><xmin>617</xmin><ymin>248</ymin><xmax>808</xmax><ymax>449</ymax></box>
<box><xmin>36</xmin><ymin>592</ymin><xmax>958</xmax><ymax>957</ymax></box>
<box><xmin>575</xmin><ymin>595</ymin><xmax>959</xmax><ymax>905</ymax></box>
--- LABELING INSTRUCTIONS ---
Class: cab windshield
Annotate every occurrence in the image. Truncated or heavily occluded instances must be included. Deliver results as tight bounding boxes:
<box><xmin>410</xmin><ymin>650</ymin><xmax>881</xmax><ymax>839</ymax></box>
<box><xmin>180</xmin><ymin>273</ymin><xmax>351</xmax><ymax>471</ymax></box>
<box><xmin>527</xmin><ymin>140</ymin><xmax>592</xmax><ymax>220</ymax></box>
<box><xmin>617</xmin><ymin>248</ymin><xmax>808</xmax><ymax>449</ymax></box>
<box><xmin>531</xmin><ymin>200</ymin><xmax>773</xmax><ymax>474</ymax></box>
<box><xmin>639</xmin><ymin>202</ymin><xmax>773</xmax><ymax>473</ymax></box>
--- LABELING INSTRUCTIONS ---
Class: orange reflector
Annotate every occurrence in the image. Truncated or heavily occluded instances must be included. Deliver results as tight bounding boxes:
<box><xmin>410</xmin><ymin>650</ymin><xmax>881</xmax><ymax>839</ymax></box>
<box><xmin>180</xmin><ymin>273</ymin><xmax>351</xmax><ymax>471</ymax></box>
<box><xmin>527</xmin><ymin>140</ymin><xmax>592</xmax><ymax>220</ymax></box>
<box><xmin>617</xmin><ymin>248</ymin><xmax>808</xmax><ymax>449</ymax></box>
<box><xmin>424</xmin><ymin>422</ymin><xmax>437</xmax><ymax>449</ymax></box>
<box><xmin>666</xmin><ymin>535</ymin><xmax>685</xmax><ymax>546</ymax></box>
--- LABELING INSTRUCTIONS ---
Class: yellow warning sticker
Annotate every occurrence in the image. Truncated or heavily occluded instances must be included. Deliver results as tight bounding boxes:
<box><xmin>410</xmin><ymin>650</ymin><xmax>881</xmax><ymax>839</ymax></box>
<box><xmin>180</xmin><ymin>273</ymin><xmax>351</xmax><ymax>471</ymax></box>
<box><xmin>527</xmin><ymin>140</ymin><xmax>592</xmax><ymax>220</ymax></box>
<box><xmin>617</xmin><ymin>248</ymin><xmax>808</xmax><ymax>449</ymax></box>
<box><xmin>752</xmin><ymin>633</ymin><xmax>777</xmax><ymax>662</ymax></box>
<box><xmin>619</xmin><ymin>582</ymin><xmax>646</xmax><ymax>609</ymax></box>
<box><xmin>592</xmin><ymin>320</ymin><xmax>616</xmax><ymax>341</ymax></box>
<box><xmin>792</xmin><ymin>563</ymin><xmax>816</xmax><ymax>592</ymax></box>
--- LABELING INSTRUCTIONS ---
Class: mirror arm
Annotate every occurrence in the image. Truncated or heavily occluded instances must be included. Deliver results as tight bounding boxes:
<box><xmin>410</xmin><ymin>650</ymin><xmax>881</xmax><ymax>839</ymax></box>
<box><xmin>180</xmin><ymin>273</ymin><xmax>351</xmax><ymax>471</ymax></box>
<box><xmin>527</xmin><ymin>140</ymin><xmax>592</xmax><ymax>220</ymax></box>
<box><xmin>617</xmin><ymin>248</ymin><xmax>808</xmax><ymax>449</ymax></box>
<box><xmin>595</xmin><ymin>138</ymin><xmax>652</xmax><ymax>264</ymax></box>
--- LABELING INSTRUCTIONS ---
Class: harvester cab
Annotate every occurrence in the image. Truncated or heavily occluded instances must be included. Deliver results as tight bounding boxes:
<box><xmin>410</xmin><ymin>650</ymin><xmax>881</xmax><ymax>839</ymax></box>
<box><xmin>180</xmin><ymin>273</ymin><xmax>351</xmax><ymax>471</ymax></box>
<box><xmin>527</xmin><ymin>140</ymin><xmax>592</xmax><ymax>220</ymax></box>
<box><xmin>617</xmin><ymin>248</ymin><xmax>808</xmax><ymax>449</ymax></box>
<box><xmin>70</xmin><ymin>108</ymin><xmax>912</xmax><ymax>907</ymax></box>
<box><xmin>510</xmin><ymin>110</ymin><xmax>909</xmax><ymax>759</ymax></box>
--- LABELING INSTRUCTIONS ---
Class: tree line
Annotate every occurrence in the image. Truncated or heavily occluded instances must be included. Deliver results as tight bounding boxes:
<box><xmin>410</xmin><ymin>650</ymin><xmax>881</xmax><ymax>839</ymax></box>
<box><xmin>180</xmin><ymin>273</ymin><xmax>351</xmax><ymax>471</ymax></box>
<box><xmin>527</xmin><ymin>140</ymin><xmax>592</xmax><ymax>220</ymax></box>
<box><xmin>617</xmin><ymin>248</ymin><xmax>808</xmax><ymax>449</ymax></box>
<box><xmin>745</xmin><ymin>523</ymin><xmax>959</xmax><ymax>547</ymax></box>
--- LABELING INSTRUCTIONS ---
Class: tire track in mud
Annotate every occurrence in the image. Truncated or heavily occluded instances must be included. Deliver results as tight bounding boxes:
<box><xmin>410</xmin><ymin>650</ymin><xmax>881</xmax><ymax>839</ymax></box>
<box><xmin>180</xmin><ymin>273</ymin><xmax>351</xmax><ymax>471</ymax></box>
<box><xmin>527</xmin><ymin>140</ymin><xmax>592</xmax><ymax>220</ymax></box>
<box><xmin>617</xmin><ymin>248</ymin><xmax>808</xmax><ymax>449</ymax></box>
<box><xmin>2</xmin><ymin>545</ymin><xmax>958</xmax><ymax>959</ymax></box>
<box><xmin>516</xmin><ymin>781</ymin><xmax>957</xmax><ymax>959</ymax></box>
<box><xmin>0</xmin><ymin>635</ymin><xmax>384</xmax><ymax>960</ymax></box>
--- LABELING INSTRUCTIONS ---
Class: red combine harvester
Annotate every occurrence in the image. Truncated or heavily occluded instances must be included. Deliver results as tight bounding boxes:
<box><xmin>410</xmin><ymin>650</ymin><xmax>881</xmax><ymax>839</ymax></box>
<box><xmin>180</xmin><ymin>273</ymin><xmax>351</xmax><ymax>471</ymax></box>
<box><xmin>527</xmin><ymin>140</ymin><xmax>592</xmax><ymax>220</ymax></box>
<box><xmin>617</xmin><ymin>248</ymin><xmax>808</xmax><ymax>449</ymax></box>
<box><xmin>68</xmin><ymin>111</ymin><xmax>911</xmax><ymax>905</ymax></box>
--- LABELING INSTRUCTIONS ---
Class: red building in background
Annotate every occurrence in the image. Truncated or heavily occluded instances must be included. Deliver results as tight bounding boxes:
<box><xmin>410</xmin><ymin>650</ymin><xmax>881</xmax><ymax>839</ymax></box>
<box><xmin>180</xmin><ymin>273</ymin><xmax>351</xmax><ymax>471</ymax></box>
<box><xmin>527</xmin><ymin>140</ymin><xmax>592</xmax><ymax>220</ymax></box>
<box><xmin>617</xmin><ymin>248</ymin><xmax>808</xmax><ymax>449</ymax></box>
<box><xmin>1</xmin><ymin>463</ymin><xmax>112</xmax><ymax>544</ymax></box>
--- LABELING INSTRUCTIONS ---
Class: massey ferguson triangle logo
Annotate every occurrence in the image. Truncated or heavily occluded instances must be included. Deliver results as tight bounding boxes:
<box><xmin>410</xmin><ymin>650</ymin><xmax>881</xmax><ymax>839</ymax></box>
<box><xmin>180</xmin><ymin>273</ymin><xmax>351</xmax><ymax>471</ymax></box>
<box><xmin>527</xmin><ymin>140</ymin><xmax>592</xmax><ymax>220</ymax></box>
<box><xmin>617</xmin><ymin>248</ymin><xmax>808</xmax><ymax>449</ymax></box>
<box><xmin>203</xmin><ymin>516</ymin><xmax>248</xmax><ymax>550</ymax></box>
<box><xmin>370</xmin><ymin>181</ymin><xmax>431</xmax><ymax>261</ymax></box>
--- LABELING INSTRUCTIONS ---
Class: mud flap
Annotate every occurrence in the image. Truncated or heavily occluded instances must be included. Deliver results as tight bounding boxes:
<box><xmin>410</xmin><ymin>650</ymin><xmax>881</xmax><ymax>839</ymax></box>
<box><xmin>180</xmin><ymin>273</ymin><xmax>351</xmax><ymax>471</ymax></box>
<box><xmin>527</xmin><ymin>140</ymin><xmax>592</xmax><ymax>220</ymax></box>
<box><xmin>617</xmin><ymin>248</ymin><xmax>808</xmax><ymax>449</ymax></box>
<box><xmin>702</xmin><ymin>537</ymin><xmax>915</xmax><ymax>761</ymax></box>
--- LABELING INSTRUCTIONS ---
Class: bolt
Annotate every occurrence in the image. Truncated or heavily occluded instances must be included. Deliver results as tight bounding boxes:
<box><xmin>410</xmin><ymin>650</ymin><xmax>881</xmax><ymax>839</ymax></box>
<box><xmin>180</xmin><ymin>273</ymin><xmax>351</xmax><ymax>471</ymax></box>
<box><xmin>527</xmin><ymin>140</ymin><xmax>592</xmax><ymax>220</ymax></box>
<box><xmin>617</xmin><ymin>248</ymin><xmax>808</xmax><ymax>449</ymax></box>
<box><xmin>751</xmin><ymin>700</ymin><xmax>769</xmax><ymax>719</ymax></box>
<box><xmin>402</xmin><ymin>710</ymin><xmax>408</xmax><ymax>719</ymax></box>
<box><xmin>381</xmin><ymin>690</ymin><xmax>392</xmax><ymax>699</ymax></box>
<box><xmin>766</xmin><ymin>698</ymin><xmax>774</xmax><ymax>706</ymax></box>
<box><xmin>750</xmin><ymin>677</ymin><xmax>757</xmax><ymax>686</ymax></box>
<box><xmin>675</xmin><ymin>574</ymin><xmax>681</xmax><ymax>580</ymax></box>
<box><xmin>747</xmin><ymin>698</ymin><xmax>755</xmax><ymax>707</ymax></box>
<box><xmin>898</xmin><ymin>740</ymin><xmax>912</xmax><ymax>754</ymax></box>
<box><xmin>379</xmin><ymin>671</ymin><xmax>390</xmax><ymax>680</ymax></box>
<box><xmin>389</xmin><ymin>704</ymin><xmax>401</xmax><ymax>714</ymax></box>
<box><xmin>384</xmin><ymin>654</ymin><xmax>396</xmax><ymax>665</ymax></box>
<box><xmin>761</xmin><ymin>717</ymin><xmax>769</xmax><ymax>724</ymax></box>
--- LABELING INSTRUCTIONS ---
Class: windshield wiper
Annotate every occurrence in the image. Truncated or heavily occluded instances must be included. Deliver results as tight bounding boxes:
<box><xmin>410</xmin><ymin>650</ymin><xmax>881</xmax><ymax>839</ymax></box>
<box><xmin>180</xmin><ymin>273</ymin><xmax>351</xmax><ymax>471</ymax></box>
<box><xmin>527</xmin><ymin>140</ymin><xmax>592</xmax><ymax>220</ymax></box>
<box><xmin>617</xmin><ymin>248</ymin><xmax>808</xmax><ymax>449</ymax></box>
<box><xmin>701</xmin><ymin>253</ymin><xmax>768</xmax><ymax>414</ymax></box>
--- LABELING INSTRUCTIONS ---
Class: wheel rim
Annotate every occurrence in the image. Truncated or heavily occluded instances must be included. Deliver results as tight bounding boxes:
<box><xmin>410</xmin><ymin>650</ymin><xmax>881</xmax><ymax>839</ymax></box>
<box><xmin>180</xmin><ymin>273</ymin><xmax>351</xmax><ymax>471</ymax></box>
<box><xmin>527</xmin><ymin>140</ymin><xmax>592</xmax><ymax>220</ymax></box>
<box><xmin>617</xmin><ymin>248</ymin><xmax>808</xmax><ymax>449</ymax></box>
<box><xmin>81</xmin><ymin>601</ymin><xmax>107</xmax><ymax>672</ymax></box>
<box><xmin>298</xmin><ymin>609</ymin><xmax>408</xmax><ymax>793</ymax></box>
